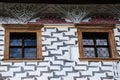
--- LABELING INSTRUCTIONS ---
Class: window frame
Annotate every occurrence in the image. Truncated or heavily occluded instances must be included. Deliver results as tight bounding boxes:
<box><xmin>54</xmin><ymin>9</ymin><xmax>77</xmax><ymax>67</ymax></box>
<box><xmin>76</xmin><ymin>24</ymin><xmax>119</xmax><ymax>61</ymax></box>
<box><xmin>3</xmin><ymin>24</ymin><xmax>43</xmax><ymax>61</ymax></box>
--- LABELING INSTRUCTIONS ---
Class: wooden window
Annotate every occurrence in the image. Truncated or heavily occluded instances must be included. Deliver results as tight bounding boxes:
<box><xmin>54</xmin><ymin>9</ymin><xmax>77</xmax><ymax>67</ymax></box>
<box><xmin>76</xmin><ymin>24</ymin><xmax>119</xmax><ymax>61</ymax></box>
<box><xmin>3</xmin><ymin>24</ymin><xmax>43</xmax><ymax>61</ymax></box>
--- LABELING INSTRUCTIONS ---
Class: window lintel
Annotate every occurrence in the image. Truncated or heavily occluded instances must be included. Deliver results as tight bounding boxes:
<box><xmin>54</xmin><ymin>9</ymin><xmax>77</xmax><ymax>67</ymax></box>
<box><xmin>2</xmin><ymin>24</ymin><xmax>44</xmax><ymax>29</ymax></box>
<box><xmin>75</xmin><ymin>24</ymin><xmax>115</xmax><ymax>29</ymax></box>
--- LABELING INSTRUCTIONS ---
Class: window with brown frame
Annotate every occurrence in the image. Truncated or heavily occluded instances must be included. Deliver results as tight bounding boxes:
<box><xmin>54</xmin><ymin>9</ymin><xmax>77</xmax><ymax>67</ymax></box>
<box><xmin>3</xmin><ymin>24</ymin><xmax>43</xmax><ymax>61</ymax></box>
<box><xmin>76</xmin><ymin>24</ymin><xmax>119</xmax><ymax>61</ymax></box>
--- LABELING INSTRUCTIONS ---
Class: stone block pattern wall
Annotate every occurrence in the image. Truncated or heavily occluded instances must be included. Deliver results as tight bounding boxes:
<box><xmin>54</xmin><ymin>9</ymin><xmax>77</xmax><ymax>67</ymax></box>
<box><xmin>0</xmin><ymin>25</ymin><xmax>119</xmax><ymax>80</ymax></box>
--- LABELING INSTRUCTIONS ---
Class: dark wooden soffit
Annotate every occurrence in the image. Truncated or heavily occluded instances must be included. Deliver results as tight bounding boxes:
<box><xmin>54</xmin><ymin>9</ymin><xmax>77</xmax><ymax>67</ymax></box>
<box><xmin>0</xmin><ymin>0</ymin><xmax>120</xmax><ymax>4</ymax></box>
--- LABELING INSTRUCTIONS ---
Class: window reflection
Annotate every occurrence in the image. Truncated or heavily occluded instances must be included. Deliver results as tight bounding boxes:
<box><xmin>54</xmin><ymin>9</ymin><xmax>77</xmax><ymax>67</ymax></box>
<box><xmin>96</xmin><ymin>39</ymin><xmax>108</xmax><ymax>45</ymax></box>
<box><xmin>24</xmin><ymin>39</ymin><xmax>36</xmax><ymax>46</ymax></box>
<box><xmin>97</xmin><ymin>48</ymin><xmax>109</xmax><ymax>58</ymax></box>
<box><xmin>83</xmin><ymin>39</ymin><xmax>94</xmax><ymax>45</ymax></box>
<box><xmin>24</xmin><ymin>48</ymin><xmax>36</xmax><ymax>58</ymax></box>
<box><xmin>10</xmin><ymin>48</ymin><xmax>22</xmax><ymax>58</ymax></box>
<box><xmin>84</xmin><ymin>47</ymin><xmax>95</xmax><ymax>58</ymax></box>
<box><xmin>10</xmin><ymin>39</ymin><xmax>22</xmax><ymax>46</ymax></box>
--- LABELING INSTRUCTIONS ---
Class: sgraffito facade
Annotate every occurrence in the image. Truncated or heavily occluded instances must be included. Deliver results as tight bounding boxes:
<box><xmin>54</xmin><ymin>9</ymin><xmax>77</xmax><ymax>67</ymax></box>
<box><xmin>0</xmin><ymin>3</ymin><xmax>120</xmax><ymax>80</ymax></box>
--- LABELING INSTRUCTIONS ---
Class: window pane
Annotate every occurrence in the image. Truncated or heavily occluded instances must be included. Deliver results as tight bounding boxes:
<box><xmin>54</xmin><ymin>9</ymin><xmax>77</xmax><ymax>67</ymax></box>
<box><xmin>84</xmin><ymin>48</ymin><xmax>95</xmax><ymax>58</ymax></box>
<box><xmin>10</xmin><ymin>39</ymin><xmax>22</xmax><ymax>46</ymax></box>
<box><xmin>96</xmin><ymin>39</ymin><xmax>108</xmax><ymax>46</ymax></box>
<box><xmin>24</xmin><ymin>48</ymin><xmax>36</xmax><ymax>58</ymax></box>
<box><xmin>24</xmin><ymin>39</ymin><xmax>36</xmax><ymax>46</ymax></box>
<box><xmin>97</xmin><ymin>48</ymin><xmax>110</xmax><ymax>58</ymax></box>
<box><xmin>83</xmin><ymin>39</ymin><xmax>94</xmax><ymax>45</ymax></box>
<box><xmin>10</xmin><ymin>48</ymin><xmax>22</xmax><ymax>58</ymax></box>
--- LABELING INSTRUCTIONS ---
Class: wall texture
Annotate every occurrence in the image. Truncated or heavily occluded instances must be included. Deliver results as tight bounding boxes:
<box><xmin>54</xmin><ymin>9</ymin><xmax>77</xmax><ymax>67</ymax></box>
<box><xmin>0</xmin><ymin>24</ymin><xmax>120</xmax><ymax>80</ymax></box>
<box><xmin>0</xmin><ymin>3</ymin><xmax>120</xmax><ymax>80</ymax></box>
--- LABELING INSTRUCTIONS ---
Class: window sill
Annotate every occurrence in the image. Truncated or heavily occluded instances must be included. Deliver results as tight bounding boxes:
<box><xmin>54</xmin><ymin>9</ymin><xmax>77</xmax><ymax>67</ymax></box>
<box><xmin>79</xmin><ymin>57</ymin><xmax>120</xmax><ymax>62</ymax></box>
<box><xmin>3</xmin><ymin>58</ymin><xmax>43</xmax><ymax>62</ymax></box>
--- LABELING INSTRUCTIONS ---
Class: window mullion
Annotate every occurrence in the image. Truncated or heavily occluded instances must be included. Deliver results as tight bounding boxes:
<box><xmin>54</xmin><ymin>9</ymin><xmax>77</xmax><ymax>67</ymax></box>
<box><xmin>22</xmin><ymin>36</ymin><xmax>24</xmax><ymax>59</ymax></box>
<box><xmin>94</xmin><ymin>38</ymin><xmax>98</xmax><ymax>57</ymax></box>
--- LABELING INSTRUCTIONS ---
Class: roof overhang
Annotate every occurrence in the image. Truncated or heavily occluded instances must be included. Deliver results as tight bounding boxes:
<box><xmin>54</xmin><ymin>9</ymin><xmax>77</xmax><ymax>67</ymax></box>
<box><xmin>0</xmin><ymin>0</ymin><xmax>120</xmax><ymax>4</ymax></box>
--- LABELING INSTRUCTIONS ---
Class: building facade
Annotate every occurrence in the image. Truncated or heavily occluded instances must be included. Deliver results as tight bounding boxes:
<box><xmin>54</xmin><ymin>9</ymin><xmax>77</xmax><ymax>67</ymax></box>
<box><xmin>0</xmin><ymin>3</ymin><xmax>120</xmax><ymax>80</ymax></box>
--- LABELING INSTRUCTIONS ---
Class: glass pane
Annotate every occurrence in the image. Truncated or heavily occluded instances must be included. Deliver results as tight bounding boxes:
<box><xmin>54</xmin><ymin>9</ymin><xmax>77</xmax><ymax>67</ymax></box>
<box><xmin>24</xmin><ymin>39</ymin><xmax>36</xmax><ymax>46</ymax></box>
<box><xmin>96</xmin><ymin>39</ymin><xmax>108</xmax><ymax>46</ymax></box>
<box><xmin>97</xmin><ymin>48</ymin><xmax>110</xmax><ymax>58</ymax></box>
<box><xmin>10</xmin><ymin>48</ymin><xmax>22</xmax><ymax>58</ymax></box>
<box><xmin>24</xmin><ymin>48</ymin><xmax>36</xmax><ymax>58</ymax></box>
<box><xmin>83</xmin><ymin>39</ymin><xmax>94</xmax><ymax>45</ymax></box>
<box><xmin>10</xmin><ymin>39</ymin><xmax>22</xmax><ymax>46</ymax></box>
<box><xmin>84</xmin><ymin>47</ymin><xmax>95</xmax><ymax>58</ymax></box>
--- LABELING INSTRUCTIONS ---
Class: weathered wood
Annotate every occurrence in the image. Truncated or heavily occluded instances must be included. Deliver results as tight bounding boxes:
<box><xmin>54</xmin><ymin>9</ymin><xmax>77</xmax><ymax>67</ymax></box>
<box><xmin>76</xmin><ymin>24</ymin><xmax>119</xmax><ymax>61</ymax></box>
<box><xmin>3</xmin><ymin>24</ymin><xmax>43</xmax><ymax>61</ymax></box>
